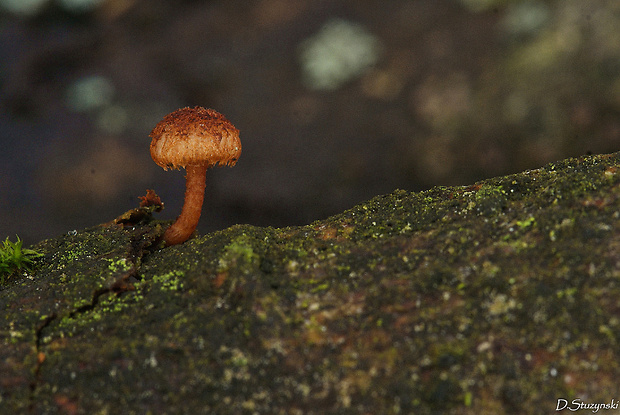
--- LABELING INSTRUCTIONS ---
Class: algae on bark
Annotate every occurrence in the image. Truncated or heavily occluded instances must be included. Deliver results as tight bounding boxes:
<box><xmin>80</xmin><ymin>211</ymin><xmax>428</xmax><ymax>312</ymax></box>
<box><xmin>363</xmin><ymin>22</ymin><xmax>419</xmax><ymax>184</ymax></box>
<box><xmin>1</xmin><ymin>152</ymin><xmax>620</xmax><ymax>414</ymax></box>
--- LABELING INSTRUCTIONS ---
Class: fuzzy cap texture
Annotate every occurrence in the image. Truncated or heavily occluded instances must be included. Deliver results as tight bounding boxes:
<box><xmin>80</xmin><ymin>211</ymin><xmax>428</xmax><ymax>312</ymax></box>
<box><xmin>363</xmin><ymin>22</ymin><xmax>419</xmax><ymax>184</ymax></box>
<box><xmin>150</xmin><ymin>107</ymin><xmax>241</xmax><ymax>170</ymax></box>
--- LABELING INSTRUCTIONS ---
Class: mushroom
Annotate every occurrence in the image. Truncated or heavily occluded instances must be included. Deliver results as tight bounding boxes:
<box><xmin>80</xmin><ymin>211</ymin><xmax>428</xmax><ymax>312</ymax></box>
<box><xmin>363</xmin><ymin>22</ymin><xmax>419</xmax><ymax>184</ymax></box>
<box><xmin>150</xmin><ymin>106</ymin><xmax>241</xmax><ymax>245</ymax></box>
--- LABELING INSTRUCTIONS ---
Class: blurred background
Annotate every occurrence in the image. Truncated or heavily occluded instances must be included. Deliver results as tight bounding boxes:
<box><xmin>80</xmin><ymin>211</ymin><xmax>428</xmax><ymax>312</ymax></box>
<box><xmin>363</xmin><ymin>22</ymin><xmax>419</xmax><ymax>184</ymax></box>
<box><xmin>1</xmin><ymin>0</ymin><xmax>619</xmax><ymax>245</ymax></box>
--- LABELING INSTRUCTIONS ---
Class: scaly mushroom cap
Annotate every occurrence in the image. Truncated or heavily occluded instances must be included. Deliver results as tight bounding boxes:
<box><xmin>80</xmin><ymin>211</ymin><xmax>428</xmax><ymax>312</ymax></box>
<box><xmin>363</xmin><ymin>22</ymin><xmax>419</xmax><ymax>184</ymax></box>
<box><xmin>150</xmin><ymin>107</ymin><xmax>241</xmax><ymax>170</ymax></box>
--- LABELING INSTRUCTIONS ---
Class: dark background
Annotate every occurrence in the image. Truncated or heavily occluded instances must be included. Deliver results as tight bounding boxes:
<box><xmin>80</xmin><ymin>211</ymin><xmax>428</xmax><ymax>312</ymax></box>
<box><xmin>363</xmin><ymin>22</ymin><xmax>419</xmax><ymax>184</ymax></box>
<box><xmin>1</xmin><ymin>0</ymin><xmax>619</xmax><ymax>245</ymax></box>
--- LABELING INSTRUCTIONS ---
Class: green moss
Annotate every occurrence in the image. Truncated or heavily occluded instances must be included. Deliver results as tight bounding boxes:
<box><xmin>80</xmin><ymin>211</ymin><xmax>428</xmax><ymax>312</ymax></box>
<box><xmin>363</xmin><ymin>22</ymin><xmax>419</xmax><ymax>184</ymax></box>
<box><xmin>54</xmin><ymin>289</ymin><xmax>146</xmax><ymax>339</ymax></box>
<box><xmin>106</xmin><ymin>258</ymin><xmax>131</xmax><ymax>273</ymax></box>
<box><xmin>217</xmin><ymin>233</ymin><xmax>260</xmax><ymax>274</ymax></box>
<box><xmin>0</xmin><ymin>236</ymin><xmax>43</xmax><ymax>284</ymax></box>
<box><xmin>473</xmin><ymin>184</ymin><xmax>507</xmax><ymax>215</ymax></box>
<box><xmin>516</xmin><ymin>216</ymin><xmax>536</xmax><ymax>229</ymax></box>
<box><xmin>150</xmin><ymin>270</ymin><xmax>185</xmax><ymax>291</ymax></box>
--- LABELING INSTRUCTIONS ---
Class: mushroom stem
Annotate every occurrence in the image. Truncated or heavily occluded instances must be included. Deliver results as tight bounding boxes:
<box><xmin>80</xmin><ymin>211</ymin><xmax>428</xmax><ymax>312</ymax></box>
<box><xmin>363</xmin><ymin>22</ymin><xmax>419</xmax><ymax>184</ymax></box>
<box><xmin>163</xmin><ymin>164</ymin><xmax>208</xmax><ymax>246</ymax></box>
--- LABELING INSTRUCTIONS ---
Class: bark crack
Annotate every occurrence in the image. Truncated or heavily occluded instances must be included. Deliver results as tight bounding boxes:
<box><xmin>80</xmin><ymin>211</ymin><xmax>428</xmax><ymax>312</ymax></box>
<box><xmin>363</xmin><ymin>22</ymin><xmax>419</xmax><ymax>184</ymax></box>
<box><xmin>27</xmin><ymin>226</ymin><xmax>158</xmax><ymax>413</ymax></box>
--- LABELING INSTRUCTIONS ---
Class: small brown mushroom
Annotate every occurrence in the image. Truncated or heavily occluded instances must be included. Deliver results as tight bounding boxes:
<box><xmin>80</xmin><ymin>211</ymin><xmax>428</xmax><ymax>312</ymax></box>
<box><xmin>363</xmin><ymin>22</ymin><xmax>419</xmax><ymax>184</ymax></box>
<box><xmin>150</xmin><ymin>106</ymin><xmax>241</xmax><ymax>245</ymax></box>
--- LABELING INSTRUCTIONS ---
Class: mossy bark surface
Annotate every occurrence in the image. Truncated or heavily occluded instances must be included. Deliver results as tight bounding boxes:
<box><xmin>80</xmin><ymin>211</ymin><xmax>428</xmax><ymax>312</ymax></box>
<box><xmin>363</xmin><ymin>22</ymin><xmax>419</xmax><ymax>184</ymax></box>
<box><xmin>2</xmin><ymin>152</ymin><xmax>620</xmax><ymax>414</ymax></box>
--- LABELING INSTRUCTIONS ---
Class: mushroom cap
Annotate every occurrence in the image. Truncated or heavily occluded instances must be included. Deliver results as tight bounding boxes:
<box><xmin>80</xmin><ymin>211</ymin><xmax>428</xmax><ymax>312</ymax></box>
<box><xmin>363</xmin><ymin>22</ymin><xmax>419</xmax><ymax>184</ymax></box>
<box><xmin>150</xmin><ymin>107</ymin><xmax>241</xmax><ymax>170</ymax></box>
